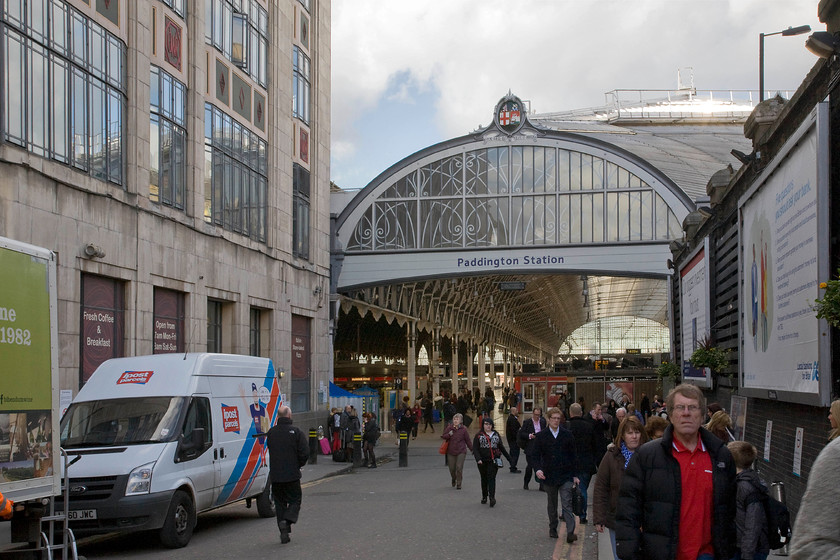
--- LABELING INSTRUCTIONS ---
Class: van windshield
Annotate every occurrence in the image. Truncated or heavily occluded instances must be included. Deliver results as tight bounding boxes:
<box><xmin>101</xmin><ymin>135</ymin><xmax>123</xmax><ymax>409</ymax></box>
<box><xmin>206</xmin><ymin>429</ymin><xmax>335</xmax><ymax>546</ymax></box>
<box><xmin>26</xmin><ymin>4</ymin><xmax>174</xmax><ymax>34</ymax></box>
<box><xmin>60</xmin><ymin>397</ymin><xmax>186</xmax><ymax>448</ymax></box>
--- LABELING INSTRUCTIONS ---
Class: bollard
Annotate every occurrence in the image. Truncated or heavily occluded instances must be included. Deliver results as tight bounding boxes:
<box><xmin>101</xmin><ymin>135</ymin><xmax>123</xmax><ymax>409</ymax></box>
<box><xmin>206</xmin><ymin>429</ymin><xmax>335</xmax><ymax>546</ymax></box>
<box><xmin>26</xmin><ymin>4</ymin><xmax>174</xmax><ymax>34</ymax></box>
<box><xmin>353</xmin><ymin>433</ymin><xmax>363</xmax><ymax>467</ymax></box>
<box><xmin>770</xmin><ymin>481</ymin><xmax>789</xmax><ymax>556</ymax></box>
<box><xmin>308</xmin><ymin>429</ymin><xmax>318</xmax><ymax>464</ymax></box>
<box><xmin>399</xmin><ymin>431</ymin><xmax>409</xmax><ymax>467</ymax></box>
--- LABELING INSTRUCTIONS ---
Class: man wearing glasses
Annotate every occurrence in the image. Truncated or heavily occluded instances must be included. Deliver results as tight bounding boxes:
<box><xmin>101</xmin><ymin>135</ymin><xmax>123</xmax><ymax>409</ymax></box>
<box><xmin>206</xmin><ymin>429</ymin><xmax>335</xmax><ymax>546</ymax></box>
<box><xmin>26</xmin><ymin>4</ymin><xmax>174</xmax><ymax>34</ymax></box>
<box><xmin>615</xmin><ymin>384</ymin><xmax>736</xmax><ymax>560</ymax></box>
<box><xmin>535</xmin><ymin>407</ymin><xmax>579</xmax><ymax>543</ymax></box>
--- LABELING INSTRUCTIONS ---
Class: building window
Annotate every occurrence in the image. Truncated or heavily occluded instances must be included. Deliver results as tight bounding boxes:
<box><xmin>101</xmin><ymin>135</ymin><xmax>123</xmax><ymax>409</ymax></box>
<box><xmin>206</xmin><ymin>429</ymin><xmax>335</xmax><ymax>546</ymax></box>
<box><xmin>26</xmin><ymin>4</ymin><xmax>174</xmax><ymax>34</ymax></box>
<box><xmin>150</xmin><ymin>66</ymin><xmax>187</xmax><ymax>209</ymax></box>
<box><xmin>293</xmin><ymin>163</ymin><xmax>310</xmax><ymax>259</ymax></box>
<box><xmin>249</xmin><ymin>307</ymin><xmax>265</xmax><ymax>357</ymax></box>
<box><xmin>205</xmin><ymin>0</ymin><xmax>268</xmax><ymax>88</ymax></box>
<box><xmin>80</xmin><ymin>274</ymin><xmax>125</xmax><ymax>384</ymax></box>
<box><xmin>162</xmin><ymin>0</ymin><xmax>185</xmax><ymax>19</ymax></box>
<box><xmin>291</xmin><ymin>315</ymin><xmax>311</xmax><ymax>412</ymax></box>
<box><xmin>2</xmin><ymin>0</ymin><xmax>127</xmax><ymax>185</ymax></box>
<box><xmin>207</xmin><ymin>299</ymin><xmax>223</xmax><ymax>353</ymax></box>
<box><xmin>204</xmin><ymin>103</ymin><xmax>268</xmax><ymax>242</ymax></box>
<box><xmin>298</xmin><ymin>0</ymin><xmax>311</xmax><ymax>13</ymax></box>
<box><xmin>292</xmin><ymin>47</ymin><xmax>310</xmax><ymax>124</ymax></box>
<box><xmin>154</xmin><ymin>288</ymin><xmax>185</xmax><ymax>354</ymax></box>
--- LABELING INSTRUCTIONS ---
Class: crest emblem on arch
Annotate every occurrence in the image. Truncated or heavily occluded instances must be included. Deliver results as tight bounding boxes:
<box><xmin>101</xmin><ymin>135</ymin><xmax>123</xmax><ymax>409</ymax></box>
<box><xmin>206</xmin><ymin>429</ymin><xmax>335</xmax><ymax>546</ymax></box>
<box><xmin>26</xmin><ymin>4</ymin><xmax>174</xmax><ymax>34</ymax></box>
<box><xmin>494</xmin><ymin>94</ymin><xmax>526</xmax><ymax>135</ymax></box>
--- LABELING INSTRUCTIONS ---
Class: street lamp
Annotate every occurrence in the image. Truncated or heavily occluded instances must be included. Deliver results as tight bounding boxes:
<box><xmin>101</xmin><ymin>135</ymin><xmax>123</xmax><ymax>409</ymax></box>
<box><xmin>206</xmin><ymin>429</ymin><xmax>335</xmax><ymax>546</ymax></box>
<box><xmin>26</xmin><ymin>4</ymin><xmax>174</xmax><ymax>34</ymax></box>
<box><xmin>759</xmin><ymin>25</ymin><xmax>811</xmax><ymax>101</ymax></box>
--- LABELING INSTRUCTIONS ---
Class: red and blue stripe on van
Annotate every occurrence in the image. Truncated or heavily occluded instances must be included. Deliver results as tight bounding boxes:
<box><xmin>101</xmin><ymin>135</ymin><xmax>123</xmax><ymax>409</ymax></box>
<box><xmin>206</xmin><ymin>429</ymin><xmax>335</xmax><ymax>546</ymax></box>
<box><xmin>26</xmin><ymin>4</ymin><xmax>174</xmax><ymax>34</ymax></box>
<box><xmin>215</xmin><ymin>363</ymin><xmax>281</xmax><ymax>506</ymax></box>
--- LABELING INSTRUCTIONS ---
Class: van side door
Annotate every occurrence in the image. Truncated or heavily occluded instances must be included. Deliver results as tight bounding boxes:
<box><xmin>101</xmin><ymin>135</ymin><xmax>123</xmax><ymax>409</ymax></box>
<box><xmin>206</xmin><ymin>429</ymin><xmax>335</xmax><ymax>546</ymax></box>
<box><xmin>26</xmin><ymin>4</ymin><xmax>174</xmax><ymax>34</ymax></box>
<box><xmin>176</xmin><ymin>396</ymin><xmax>216</xmax><ymax>511</ymax></box>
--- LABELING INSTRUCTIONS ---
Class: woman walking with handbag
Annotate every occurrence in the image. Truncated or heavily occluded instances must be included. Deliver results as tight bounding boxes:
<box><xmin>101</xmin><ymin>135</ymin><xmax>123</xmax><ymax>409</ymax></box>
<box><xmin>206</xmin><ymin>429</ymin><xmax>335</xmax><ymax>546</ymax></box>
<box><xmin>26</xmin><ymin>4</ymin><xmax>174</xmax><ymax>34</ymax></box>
<box><xmin>472</xmin><ymin>418</ymin><xmax>512</xmax><ymax>507</ymax></box>
<box><xmin>441</xmin><ymin>413</ymin><xmax>472</xmax><ymax>489</ymax></box>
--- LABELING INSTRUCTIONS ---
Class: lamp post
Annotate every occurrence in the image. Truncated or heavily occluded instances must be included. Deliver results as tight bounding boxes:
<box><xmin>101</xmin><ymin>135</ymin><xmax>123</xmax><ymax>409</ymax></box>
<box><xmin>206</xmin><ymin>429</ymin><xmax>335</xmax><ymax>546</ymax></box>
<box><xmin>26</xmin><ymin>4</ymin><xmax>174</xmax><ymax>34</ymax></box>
<box><xmin>759</xmin><ymin>25</ymin><xmax>811</xmax><ymax>101</ymax></box>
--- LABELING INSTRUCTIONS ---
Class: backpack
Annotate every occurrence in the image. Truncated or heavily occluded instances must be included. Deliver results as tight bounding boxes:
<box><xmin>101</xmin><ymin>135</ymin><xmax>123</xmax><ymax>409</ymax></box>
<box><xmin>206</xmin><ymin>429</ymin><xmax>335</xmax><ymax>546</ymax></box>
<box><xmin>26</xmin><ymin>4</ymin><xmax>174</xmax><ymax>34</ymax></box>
<box><xmin>763</xmin><ymin>493</ymin><xmax>792</xmax><ymax>550</ymax></box>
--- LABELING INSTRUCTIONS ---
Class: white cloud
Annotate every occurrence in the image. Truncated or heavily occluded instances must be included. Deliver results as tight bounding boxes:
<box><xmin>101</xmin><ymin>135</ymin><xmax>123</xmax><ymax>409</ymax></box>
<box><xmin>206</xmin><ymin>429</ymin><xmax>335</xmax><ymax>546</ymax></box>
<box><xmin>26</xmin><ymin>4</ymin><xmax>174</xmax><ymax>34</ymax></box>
<box><xmin>332</xmin><ymin>0</ymin><xmax>821</xmax><ymax>187</ymax></box>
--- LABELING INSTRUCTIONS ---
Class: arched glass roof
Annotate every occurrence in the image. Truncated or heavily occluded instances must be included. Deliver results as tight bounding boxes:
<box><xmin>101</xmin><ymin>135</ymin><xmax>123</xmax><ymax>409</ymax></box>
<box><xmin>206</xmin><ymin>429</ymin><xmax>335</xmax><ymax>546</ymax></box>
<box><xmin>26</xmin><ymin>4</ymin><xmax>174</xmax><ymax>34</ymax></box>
<box><xmin>346</xmin><ymin>144</ymin><xmax>682</xmax><ymax>252</ymax></box>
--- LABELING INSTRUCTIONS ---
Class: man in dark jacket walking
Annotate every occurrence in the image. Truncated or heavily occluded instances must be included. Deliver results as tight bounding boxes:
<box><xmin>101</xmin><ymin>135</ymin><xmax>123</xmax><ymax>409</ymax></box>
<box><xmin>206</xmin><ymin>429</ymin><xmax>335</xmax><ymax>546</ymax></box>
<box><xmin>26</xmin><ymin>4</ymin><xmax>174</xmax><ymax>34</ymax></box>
<box><xmin>567</xmin><ymin>402</ymin><xmax>599</xmax><ymax>524</ymax></box>
<box><xmin>266</xmin><ymin>405</ymin><xmax>309</xmax><ymax>544</ymax></box>
<box><xmin>535</xmin><ymin>407</ymin><xmax>579</xmax><ymax>543</ymax></box>
<box><xmin>615</xmin><ymin>384</ymin><xmax>736</xmax><ymax>560</ymax></box>
<box><xmin>505</xmin><ymin>407</ymin><xmax>522</xmax><ymax>473</ymax></box>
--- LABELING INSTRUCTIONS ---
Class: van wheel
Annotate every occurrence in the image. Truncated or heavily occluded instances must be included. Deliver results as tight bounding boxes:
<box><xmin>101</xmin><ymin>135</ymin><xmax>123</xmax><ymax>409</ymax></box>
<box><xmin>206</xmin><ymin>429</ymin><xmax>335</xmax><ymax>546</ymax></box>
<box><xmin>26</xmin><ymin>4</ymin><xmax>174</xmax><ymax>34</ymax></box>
<box><xmin>159</xmin><ymin>490</ymin><xmax>194</xmax><ymax>548</ymax></box>
<box><xmin>256</xmin><ymin>483</ymin><xmax>275</xmax><ymax>518</ymax></box>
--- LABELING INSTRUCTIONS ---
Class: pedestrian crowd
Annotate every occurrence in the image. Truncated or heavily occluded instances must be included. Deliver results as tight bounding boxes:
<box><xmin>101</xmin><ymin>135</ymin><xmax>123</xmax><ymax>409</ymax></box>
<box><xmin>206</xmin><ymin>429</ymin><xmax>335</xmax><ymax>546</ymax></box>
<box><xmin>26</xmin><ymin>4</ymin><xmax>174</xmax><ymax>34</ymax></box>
<box><xmin>240</xmin><ymin>385</ymin><xmax>840</xmax><ymax>558</ymax></box>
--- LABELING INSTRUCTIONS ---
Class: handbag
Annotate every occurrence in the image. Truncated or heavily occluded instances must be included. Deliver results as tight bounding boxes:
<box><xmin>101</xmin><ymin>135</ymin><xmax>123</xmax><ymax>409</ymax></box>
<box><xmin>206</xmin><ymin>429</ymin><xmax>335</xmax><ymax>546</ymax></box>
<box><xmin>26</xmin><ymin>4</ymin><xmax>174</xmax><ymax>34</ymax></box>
<box><xmin>439</xmin><ymin>439</ymin><xmax>450</xmax><ymax>454</ymax></box>
<box><xmin>572</xmin><ymin>483</ymin><xmax>585</xmax><ymax>517</ymax></box>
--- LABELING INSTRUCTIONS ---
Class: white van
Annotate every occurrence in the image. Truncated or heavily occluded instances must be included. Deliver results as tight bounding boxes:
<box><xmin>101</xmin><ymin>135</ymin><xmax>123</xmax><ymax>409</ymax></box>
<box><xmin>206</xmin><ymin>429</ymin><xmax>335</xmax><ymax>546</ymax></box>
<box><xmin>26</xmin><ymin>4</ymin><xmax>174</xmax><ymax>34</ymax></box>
<box><xmin>58</xmin><ymin>353</ymin><xmax>282</xmax><ymax>548</ymax></box>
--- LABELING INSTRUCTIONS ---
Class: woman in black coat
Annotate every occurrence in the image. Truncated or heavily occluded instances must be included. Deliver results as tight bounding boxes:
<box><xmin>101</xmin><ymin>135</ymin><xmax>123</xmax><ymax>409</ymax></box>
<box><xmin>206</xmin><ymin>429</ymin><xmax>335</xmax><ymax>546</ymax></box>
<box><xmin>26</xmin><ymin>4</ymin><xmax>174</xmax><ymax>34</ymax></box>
<box><xmin>472</xmin><ymin>417</ymin><xmax>511</xmax><ymax>507</ymax></box>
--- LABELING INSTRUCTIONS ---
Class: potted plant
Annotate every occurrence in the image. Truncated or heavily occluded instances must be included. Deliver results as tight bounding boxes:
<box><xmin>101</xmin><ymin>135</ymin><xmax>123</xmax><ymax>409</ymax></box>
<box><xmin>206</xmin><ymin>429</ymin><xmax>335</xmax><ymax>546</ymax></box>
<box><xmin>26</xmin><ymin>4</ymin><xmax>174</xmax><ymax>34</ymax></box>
<box><xmin>815</xmin><ymin>269</ymin><xmax>840</xmax><ymax>328</ymax></box>
<box><xmin>657</xmin><ymin>361</ymin><xmax>680</xmax><ymax>383</ymax></box>
<box><xmin>689</xmin><ymin>335</ymin><xmax>731</xmax><ymax>381</ymax></box>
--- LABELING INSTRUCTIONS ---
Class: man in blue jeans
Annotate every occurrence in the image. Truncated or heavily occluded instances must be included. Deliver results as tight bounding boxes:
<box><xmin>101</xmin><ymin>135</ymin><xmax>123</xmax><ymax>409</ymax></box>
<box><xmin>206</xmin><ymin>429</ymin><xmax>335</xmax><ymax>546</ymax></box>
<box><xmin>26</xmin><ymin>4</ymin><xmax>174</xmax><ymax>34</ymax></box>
<box><xmin>566</xmin><ymin>403</ymin><xmax>598</xmax><ymax>523</ymax></box>
<box><xmin>535</xmin><ymin>407</ymin><xmax>579</xmax><ymax>543</ymax></box>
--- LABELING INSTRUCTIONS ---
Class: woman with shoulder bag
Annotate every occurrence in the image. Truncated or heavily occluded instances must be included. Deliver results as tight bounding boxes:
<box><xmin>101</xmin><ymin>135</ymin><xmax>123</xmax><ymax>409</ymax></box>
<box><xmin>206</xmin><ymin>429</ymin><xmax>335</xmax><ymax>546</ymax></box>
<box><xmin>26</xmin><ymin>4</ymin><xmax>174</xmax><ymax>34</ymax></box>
<box><xmin>441</xmin><ymin>413</ymin><xmax>473</xmax><ymax>489</ymax></box>
<box><xmin>472</xmin><ymin>418</ymin><xmax>511</xmax><ymax>507</ymax></box>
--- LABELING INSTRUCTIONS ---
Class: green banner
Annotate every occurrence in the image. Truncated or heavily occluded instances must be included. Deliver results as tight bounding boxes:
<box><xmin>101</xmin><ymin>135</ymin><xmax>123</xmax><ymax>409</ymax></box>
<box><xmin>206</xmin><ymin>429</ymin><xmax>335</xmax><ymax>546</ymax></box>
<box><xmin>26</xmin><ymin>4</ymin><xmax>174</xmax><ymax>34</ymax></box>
<box><xmin>0</xmin><ymin>248</ymin><xmax>52</xmax><ymax>411</ymax></box>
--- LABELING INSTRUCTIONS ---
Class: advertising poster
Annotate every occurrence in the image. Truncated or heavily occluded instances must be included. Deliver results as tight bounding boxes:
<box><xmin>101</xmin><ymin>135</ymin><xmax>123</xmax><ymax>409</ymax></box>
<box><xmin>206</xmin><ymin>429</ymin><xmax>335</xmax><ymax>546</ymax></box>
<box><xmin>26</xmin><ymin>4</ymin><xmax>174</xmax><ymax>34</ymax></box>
<box><xmin>740</xmin><ymin>125</ymin><xmax>820</xmax><ymax>395</ymax></box>
<box><xmin>680</xmin><ymin>244</ymin><xmax>711</xmax><ymax>387</ymax></box>
<box><xmin>0</xmin><ymin>246</ymin><xmax>54</xmax><ymax>482</ymax></box>
<box><xmin>729</xmin><ymin>395</ymin><xmax>747</xmax><ymax>442</ymax></box>
<box><xmin>605</xmin><ymin>380</ymin><xmax>634</xmax><ymax>407</ymax></box>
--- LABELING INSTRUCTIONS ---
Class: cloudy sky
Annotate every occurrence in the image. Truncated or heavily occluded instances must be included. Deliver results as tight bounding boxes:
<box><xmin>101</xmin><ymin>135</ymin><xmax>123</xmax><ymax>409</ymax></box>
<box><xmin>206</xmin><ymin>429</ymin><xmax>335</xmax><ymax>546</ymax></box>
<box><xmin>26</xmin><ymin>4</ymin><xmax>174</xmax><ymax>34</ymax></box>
<box><xmin>331</xmin><ymin>1</ymin><xmax>823</xmax><ymax>191</ymax></box>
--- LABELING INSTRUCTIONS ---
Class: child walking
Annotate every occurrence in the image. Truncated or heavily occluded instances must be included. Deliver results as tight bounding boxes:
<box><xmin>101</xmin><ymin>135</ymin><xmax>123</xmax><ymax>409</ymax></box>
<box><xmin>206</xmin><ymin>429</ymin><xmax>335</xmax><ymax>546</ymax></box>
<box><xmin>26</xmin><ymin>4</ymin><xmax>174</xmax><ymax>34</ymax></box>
<box><xmin>728</xmin><ymin>441</ymin><xmax>770</xmax><ymax>560</ymax></box>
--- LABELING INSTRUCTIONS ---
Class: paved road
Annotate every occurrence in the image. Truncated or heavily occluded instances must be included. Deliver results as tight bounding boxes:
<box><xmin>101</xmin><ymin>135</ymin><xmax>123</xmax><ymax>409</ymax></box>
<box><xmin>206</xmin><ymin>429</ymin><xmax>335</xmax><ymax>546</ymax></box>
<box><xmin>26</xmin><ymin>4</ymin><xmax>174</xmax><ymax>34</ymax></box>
<box><xmin>76</xmin><ymin>425</ymin><xmax>600</xmax><ymax>560</ymax></box>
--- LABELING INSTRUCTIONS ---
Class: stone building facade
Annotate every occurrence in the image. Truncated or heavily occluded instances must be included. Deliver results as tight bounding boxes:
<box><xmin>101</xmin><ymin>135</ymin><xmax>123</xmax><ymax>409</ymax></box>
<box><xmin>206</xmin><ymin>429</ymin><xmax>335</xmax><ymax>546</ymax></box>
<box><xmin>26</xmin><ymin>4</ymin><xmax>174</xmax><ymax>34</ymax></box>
<box><xmin>0</xmin><ymin>0</ymin><xmax>331</xmax><ymax>423</ymax></box>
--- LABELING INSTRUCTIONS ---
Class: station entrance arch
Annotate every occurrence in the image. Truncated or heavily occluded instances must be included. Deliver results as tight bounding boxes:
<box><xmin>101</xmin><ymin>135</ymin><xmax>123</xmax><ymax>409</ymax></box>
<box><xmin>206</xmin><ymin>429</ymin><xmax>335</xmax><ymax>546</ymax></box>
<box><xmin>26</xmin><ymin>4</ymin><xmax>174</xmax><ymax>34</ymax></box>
<box><xmin>331</xmin><ymin>92</ymin><xmax>746</xmax><ymax>407</ymax></box>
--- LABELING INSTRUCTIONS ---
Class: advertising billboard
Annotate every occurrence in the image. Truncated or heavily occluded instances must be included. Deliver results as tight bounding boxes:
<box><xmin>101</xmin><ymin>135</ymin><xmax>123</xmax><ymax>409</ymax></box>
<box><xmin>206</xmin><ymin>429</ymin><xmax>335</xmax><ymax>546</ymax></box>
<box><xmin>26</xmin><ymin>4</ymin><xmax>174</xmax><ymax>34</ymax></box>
<box><xmin>739</xmin><ymin>104</ymin><xmax>831</xmax><ymax>405</ymax></box>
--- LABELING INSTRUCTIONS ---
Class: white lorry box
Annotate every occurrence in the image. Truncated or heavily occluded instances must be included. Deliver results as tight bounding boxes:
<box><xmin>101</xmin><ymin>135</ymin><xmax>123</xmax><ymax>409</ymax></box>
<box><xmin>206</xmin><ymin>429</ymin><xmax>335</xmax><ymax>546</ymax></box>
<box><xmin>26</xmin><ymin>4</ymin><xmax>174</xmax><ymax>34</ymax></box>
<box><xmin>59</xmin><ymin>353</ymin><xmax>282</xmax><ymax>548</ymax></box>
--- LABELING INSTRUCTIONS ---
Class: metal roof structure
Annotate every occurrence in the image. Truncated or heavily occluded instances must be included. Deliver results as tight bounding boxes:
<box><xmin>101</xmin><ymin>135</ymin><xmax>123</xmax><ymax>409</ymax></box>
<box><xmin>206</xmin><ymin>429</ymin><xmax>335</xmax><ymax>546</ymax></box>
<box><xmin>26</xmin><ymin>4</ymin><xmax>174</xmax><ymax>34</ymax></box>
<box><xmin>331</xmin><ymin>90</ymin><xmax>757</xmax><ymax>363</ymax></box>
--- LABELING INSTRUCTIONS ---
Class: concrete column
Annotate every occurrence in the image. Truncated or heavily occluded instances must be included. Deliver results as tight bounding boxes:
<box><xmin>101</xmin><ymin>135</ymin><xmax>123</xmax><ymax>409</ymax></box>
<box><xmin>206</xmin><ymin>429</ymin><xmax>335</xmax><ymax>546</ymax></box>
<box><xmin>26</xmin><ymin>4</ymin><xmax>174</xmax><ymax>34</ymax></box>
<box><xmin>407</xmin><ymin>321</ymin><xmax>416</xmax><ymax>403</ymax></box>
<box><xmin>482</xmin><ymin>344</ymin><xmax>491</xmax><ymax>395</ymax></box>
<box><xmin>477</xmin><ymin>341</ymin><xmax>485</xmax><ymax>395</ymax></box>
<box><xmin>432</xmin><ymin>327</ymin><xmax>441</xmax><ymax>396</ymax></box>
<box><xmin>466</xmin><ymin>337</ymin><xmax>474</xmax><ymax>393</ymax></box>
<box><xmin>451</xmin><ymin>334</ymin><xmax>459</xmax><ymax>394</ymax></box>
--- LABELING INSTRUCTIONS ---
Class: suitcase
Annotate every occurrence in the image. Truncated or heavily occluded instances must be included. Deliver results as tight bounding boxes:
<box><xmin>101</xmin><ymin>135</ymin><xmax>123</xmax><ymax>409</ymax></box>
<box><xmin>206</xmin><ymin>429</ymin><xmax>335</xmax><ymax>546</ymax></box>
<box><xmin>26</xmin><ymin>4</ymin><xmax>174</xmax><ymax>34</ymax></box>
<box><xmin>433</xmin><ymin>409</ymin><xmax>441</xmax><ymax>423</ymax></box>
<box><xmin>319</xmin><ymin>437</ymin><xmax>331</xmax><ymax>455</ymax></box>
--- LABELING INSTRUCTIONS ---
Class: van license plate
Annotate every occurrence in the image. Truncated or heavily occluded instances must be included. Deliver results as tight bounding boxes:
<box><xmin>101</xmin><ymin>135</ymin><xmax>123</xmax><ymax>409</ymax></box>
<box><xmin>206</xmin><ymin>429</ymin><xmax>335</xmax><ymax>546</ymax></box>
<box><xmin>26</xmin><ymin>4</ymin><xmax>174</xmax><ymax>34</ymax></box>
<box><xmin>68</xmin><ymin>509</ymin><xmax>97</xmax><ymax>520</ymax></box>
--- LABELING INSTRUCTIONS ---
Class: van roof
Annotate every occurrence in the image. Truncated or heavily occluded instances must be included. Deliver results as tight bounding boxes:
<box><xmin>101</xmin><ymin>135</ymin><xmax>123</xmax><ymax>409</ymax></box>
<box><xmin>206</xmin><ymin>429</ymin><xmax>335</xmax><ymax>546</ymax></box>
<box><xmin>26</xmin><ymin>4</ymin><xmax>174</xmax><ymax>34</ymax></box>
<box><xmin>74</xmin><ymin>353</ymin><xmax>274</xmax><ymax>402</ymax></box>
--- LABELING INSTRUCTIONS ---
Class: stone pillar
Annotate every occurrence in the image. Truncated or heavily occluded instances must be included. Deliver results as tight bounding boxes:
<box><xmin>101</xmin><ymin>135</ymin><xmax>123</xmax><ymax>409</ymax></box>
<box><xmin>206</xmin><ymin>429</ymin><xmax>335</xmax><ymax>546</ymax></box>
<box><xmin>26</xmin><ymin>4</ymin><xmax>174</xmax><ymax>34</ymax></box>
<box><xmin>466</xmin><ymin>337</ymin><xmax>475</xmax><ymax>393</ymax></box>
<box><xmin>477</xmin><ymin>341</ymin><xmax>486</xmax><ymax>396</ymax></box>
<box><xmin>407</xmin><ymin>321</ymin><xmax>416</xmax><ymax>404</ymax></box>
<box><xmin>482</xmin><ymin>344</ymin><xmax>491</xmax><ymax>395</ymax></box>
<box><xmin>451</xmin><ymin>334</ymin><xmax>459</xmax><ymax>394</ymax></box>
<box><xmin>432</xmin><ymin>327</ymin><xmax>441</xmax><ymax>396</ymax></box>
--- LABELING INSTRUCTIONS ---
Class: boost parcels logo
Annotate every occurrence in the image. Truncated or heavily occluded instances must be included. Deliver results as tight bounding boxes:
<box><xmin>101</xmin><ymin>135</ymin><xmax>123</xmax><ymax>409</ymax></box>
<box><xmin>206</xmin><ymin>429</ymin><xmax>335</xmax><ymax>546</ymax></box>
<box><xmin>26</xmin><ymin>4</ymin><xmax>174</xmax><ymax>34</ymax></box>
<box><xmin>222</xmin><ymin>405</ymin><xmax>241</xmax><ymax>433</ymax></box>
<box><xmin>117</xmin><ymin>370</ymin><xmax>154</xmax><ymax>384</ymax></box>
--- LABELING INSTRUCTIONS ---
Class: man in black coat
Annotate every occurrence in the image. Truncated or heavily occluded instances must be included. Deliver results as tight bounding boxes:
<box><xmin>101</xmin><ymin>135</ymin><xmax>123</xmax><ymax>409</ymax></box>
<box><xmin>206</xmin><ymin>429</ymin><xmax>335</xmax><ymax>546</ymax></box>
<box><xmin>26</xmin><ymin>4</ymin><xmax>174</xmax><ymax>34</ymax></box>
<box><xmin>517</xmin><ymin>407</ymin><xmax>547</xmax><ymax>490</ymax></box>
<box><xmin>615</xmin><ymin>384</ymin><xmax>736</xmax><ymax>560</ymax></box>
<box><xmin>266</xmin><ymin>405</ymin><xmax>309</xmax><ymax>544</ymax></box>
<box><xmin>567</xmin><ymin>402</ymin><xmax>599</xmax><ymax>524</ymax></box>
<box><xmin>535</xmin><ymin>407</ymin><xmax>580</xmax><ymax>543</ymax></box>
<box><xmin>505</xmin><ymin>407</ymin><xmax>522</xmax><ymax>473</ymax></box>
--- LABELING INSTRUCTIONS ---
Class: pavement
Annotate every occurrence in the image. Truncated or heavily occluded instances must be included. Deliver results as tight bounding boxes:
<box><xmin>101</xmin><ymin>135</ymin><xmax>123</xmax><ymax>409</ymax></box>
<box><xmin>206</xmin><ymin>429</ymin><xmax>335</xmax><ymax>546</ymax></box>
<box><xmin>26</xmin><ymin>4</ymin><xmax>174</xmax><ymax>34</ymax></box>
<box><xmin>302</xmin><ymin>410</ymin><xmax>601</xmax><ymax>560</ymax></box>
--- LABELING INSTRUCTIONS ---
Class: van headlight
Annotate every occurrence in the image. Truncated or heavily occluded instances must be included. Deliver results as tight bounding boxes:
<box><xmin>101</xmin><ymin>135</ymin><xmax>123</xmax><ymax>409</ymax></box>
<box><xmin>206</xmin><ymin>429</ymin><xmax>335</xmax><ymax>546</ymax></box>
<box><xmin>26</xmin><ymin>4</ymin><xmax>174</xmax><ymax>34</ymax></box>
<box><xmin>126</xmin><ymin>462</ymin><xmax>155</xmax><ymax>496</ymax></box>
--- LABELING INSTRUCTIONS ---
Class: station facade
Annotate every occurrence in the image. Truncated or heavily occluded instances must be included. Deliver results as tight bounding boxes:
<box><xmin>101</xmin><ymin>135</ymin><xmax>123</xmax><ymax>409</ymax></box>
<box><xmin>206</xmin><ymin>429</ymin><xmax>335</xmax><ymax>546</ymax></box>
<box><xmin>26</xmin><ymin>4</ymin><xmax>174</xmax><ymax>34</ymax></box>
<box><xmin>330</xmin><ymin>90</ymin><xmax>753</xmax><ymax>426</ymax></box>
